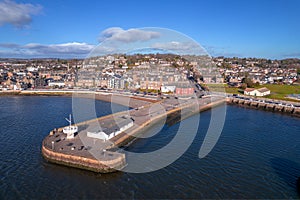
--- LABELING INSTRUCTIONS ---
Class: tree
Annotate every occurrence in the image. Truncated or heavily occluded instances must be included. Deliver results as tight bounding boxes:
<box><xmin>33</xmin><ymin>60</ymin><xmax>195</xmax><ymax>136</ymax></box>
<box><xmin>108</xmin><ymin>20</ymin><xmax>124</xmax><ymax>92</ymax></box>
<box><xmin>241</xmin><ymin>83</ymin><xmax>247</xmax><ymax>89</ymax></box>
<box><xmin>242</xmin><ymin>77</ymin><xmax>254</xmax><ymax>88</ymax></box>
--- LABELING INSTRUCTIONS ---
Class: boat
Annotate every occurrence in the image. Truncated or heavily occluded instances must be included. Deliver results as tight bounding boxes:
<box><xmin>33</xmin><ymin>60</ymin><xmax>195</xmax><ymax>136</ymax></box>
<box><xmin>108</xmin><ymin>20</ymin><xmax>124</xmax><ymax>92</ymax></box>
<box><xmin>63</xmin><ymin>114</ymin><xmax>78</xmax><ymax>139</ymax></box>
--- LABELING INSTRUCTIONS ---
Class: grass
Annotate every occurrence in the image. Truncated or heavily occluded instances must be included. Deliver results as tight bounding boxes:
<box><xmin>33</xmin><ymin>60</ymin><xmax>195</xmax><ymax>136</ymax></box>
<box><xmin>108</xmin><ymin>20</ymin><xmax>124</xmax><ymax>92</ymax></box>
<box><xmin>205</xmin><ymin>83</ymin><xmax>300</xmax><ymax>102</ymax></box>
<box><xmin>257</xmin><ymin>84</ymin><xmax>300</xmax><ymax>102</ymax></box>
<box><xmin>204</xmin><ymin>84</ymin><xmax>241</xmax><ymax>93</ymax></box>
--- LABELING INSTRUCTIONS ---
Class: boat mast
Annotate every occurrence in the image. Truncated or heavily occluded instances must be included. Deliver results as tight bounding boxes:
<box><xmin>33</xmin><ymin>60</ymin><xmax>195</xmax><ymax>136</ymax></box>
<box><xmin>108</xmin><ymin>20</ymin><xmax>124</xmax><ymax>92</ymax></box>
<box><xmin>69</xmin><ymin>114</ymin><xmax>71</xmax><ymax>129</ymax></box>
<box><xmin>65</xmin><ymin>114</ymin><xmax>72</xmax><ymax>129</ymax></box>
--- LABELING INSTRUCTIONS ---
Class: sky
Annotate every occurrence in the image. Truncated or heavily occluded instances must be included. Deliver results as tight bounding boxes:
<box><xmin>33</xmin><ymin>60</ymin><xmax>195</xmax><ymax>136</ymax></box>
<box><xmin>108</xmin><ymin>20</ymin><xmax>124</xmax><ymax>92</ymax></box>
<box><xmin>0</xmin><ymin>0</ymin><xmax>299</xmax><ymax>59</ymax></box>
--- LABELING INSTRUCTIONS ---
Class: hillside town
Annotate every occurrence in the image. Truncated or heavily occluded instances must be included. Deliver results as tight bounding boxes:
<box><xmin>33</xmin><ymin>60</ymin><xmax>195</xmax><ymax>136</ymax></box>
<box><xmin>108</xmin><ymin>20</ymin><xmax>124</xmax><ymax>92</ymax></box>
<box><xmin>0</xmin><ymin>56</ymin><xmax>299</xmax><ymax>96</ymax></box>
<box><xmin>214</xmin><ymin>57</ymin><xmax>300</xmax><ymax>86</ymax></box>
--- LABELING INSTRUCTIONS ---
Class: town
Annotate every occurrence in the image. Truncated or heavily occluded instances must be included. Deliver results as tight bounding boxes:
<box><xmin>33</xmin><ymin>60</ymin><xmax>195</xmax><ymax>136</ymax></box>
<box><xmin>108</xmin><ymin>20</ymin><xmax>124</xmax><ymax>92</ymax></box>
<box><xmin>0</xmin><ymin>55</ymin><xmax>299</xmax><ymax>98</ymax></box>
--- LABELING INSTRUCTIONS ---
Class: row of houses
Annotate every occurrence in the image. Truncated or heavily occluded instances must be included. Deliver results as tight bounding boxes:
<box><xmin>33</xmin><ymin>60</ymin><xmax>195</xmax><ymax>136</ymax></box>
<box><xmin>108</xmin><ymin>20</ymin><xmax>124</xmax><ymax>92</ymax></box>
<box><xmin>216</xmin><ymin>58</ymin><xmax>299</xmax><ymax>86</ymax></box>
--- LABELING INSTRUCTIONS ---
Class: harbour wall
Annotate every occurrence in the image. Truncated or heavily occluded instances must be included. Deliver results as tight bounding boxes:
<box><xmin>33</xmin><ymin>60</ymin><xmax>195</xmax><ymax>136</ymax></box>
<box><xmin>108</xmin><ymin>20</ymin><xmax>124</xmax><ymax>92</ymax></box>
<box><xmin>42</xmin><ymin>142</ymin><xmax>126</xmax><ymax>173</ymax></box>
<box><xmin>227</xmin><ymin>97</ymin><xmax>300</xmax><ymax>118</ymax></box>
<box><xmin>111</xmin><ymin>98</ymin><xmax>226</xmax><ymax>147</ymax></box>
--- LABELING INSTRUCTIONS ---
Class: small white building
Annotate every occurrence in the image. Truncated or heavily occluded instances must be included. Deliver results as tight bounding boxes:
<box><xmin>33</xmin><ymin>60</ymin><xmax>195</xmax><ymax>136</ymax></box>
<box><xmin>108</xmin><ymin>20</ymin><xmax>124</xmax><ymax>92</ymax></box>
<box><xmin>48</xmin><ymin>81</ymin><xmax>65</xmax><ymax>87</ymax></box>
<box><xmin>161</xmin><ymin>85</ymin><xmax>176</xmax><ymax>93</ymax></box>
<box><xmin>244</xmin><ymin>87</ymin><xmax>270</xmax><ymax>97</ymax></box>
<box><xmin>87</xmin><ymin>118</ymin><xmax>134</xmax><ymax>141</ymax></box>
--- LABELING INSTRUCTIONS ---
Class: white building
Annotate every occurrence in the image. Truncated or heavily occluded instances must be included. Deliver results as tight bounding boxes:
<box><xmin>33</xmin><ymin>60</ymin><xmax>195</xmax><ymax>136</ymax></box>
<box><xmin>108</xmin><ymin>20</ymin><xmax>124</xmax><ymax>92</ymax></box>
<box><xmin>87</xmin><ymin>118</ymin><xmax>134</xmax><ymax>141</ymax></box>
<box><xmin>244</xmin><ymin>87</ymin><xmax>270</xmax><ymax>97</ymax></box>
<box><xmin>48</xmin><ymin>81</ymin><xmax>65</xmax><ymax>87</ymax></box>
<box><xmin>161</xmin><ymin>85</ymin><xmax>176</xmax><ymax>93</ymax></box>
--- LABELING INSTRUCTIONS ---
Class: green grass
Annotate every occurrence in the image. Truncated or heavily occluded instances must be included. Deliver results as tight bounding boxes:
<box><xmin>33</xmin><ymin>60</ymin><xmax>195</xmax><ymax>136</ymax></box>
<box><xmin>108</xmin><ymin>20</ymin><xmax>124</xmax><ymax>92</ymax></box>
<box><xmin>205</xmin><ymin>84</ymin><xmax>241</xmax><ymax>93</ymax></box>
<box><xmin>224</xmin><ymin>87</ymin><xmax>241</xmax><ymax>94</ymax></box>
<box><xmin>257</xmin><ymin>84</ymin><xmax>300</xmax><ymax>102</ymax></box>
<box><xmin>206</xmin><ymin>83</ymin><xmax>300</xmax><ymax>102</ymax></box>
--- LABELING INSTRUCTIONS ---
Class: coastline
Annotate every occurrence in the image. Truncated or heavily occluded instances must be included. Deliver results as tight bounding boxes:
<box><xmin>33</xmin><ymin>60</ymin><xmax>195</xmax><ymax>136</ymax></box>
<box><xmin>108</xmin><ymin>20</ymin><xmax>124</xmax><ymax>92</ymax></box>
<box><xmin>1</xmin><ymin>90</ymin><xmax>299</xmax><ymax>118</ymax></box>
<box><xmin>2</xmin><ymin>90</ymin><xmax>298</xmax><ymax>173</ymax></box>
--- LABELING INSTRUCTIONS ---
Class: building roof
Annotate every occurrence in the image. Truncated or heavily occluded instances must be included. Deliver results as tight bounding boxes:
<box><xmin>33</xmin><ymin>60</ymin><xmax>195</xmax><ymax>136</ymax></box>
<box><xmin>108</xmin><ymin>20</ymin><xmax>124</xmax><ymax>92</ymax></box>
<box><xmin>244</xmin><ymin>88</ymin><xmax>255</xmax><ymax>92</ymax></box>
<box><xmin>257</xmin><ymin>87</ymin><xmax>270</xmax><ymax>93</ymax></box>
<box><xmin>102</xmin><ymin>118</ymin><xmax>133</xmax><ymax>135</ymax></box>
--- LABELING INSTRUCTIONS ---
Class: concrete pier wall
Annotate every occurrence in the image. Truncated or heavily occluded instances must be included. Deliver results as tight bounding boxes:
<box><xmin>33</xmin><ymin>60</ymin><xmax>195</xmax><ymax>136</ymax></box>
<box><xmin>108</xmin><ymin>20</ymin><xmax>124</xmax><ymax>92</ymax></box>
<box><xmin>227</xmin><ymin>97</ymin><xmax>300</xmax><ymax>117</ymax></box>
<box><xmin>42</xmin><ymin>144</ymin><xmax>126</xmax><ymax>173</ymax></box>
<box><xmin>293</xmin><ymin>108</ymin><xmax>300</xmax><ymax>117</ymax></box>
<box><xmin>111</xmin><ymin>99</ymin><xmax>226</xmax><ymax>147</ymax></box>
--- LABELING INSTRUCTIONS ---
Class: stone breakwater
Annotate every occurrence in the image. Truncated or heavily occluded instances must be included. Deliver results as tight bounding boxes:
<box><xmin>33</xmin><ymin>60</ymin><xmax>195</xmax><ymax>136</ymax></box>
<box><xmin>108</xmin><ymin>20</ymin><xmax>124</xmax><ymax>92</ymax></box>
<box><xmin>227</xmin><ymin>97</ymin><xmax>300</xmax><ymax>118</ymax></box>
<box><xmin>42</xmin><ymin>93</ymin><xmax>226</xmax><ymax>173</ymax></box>
<box><xmin>42</xmin><ymin>145</ymin><xmax>126</xmax><ymax>173</ymax></box>
<box><xmin>110</xmin><ymin>98</ymin><xmax>226</xmax><ymax>147</ymax></box>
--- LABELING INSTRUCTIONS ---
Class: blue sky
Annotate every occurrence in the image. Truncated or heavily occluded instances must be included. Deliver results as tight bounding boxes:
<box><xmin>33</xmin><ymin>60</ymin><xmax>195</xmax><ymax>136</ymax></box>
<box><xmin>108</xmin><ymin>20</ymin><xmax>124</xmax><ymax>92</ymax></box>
<box><xmin>0</xmin><ymin>0</ymin><xmax>299</xmax><ymax>59</ymax></box>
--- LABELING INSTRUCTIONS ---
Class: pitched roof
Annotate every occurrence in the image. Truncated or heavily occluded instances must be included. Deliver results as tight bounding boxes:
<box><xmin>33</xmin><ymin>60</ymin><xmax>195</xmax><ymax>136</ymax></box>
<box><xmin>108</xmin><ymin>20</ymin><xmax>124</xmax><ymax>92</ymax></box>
<box><xmin>244</xmin><ymin>88</ymin><xmax>255</xmax><ymax>92</ymax></box>
<box><xmin>257</xmin><ymin>87</ymin><xmax>270</xmax><ymax>93</ymax></box>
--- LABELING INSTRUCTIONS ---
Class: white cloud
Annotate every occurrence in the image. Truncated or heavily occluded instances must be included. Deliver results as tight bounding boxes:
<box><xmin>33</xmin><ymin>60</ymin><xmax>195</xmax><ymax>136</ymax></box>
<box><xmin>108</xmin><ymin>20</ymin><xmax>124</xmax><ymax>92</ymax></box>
<box><xmin>0</xmin><ymin>43</ymin><xmax>20</xmax><ymax>48</ymax></box>
<box><xmin>203</xmin><ymin>45</ymin><xmax>242</xmax><ymax>58</ymax></box>
<box><xmin>23</xmin><ymin>42</ymin><xmax>95</xmax><ymax>54</ymax></box>
<box><xmin>152</xmin><ymin>41</ymin><xmax>197</xmax><ymax>51</ymax></box>
<box><xmin>0</xmin><ymin>0</ymin><xmax>42</xmax><ymax>27</ymax></box>
<box><xmin>281</xmin><ymin>53</ymin><xmax>300</xmax><ymax>58</ymax></box>
<box><xmin>99</xmin><ymin>27</ymin><xmax>160</xmax><ymax>43</ymax></box>
<box><xmin>0</xmin><ymin>42</ymin><xmax>95</xmax><ymax>58</ymax></box>
<box><xmin>151</xmin><ymin>41</ymin><xmax>206</xmax><ymax>55</ymax></box>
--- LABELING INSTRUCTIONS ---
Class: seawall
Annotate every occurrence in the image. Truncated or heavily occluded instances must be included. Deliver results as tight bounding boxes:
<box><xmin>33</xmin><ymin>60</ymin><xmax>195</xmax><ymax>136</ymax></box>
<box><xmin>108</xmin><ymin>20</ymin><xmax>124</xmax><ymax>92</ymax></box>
<box><xmin>42</xmin><ymin>144</ymin><xmax>126</xmax><ymax>173</ymax></box>
<box><xmin>227</xmin><ymin>97</ymin><xmax>300</xmax><ymax>118</ymax></box>
<box><xmin>110</xmin><ymin>98</ymin><xmax>226</xmax><ymax>147</ymax></box>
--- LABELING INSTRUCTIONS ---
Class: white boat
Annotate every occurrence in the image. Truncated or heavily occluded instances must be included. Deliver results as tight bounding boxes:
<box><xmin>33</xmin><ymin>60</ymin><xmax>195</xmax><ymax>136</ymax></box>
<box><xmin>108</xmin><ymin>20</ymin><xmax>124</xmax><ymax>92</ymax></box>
<box><xmin>63</xmin><ymin>114</ymin><xmax>78</xmax><ymax>139</ymax></box>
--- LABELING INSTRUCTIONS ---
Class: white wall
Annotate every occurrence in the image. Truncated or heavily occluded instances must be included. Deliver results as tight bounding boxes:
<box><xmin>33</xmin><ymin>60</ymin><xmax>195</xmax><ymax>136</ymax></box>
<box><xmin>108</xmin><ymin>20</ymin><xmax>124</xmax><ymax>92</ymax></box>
<box><xmin>161</xmin><ymin>86</ymin><xmax>176</xmax><ymax>93</ymax></box>
<box><xmin>87</xmin><ymin>121</ymin><xmax>133</xmax><ymax>141</ymax></box>
<box><xmin>87</xmin><ymin>131</ymin><xmax>108</xmax><ymax>141</ymax></box>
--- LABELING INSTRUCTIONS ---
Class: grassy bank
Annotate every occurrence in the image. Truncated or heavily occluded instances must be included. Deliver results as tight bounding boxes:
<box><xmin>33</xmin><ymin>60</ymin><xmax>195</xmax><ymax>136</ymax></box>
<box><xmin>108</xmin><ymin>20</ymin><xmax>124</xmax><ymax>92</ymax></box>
<box><xmin>259</xmin><ymin>84</ymin><xmax>300</xmax><ymax>102</ymax></box>
<box><xmin>206</xmin><ymin>83</ymin><xmax>300</xmax><ymax>102</ymax></box>
<box><xmin>205</xmin><ymin>84</ymin><xmax>240</xmax><ymax>93</ymax></box>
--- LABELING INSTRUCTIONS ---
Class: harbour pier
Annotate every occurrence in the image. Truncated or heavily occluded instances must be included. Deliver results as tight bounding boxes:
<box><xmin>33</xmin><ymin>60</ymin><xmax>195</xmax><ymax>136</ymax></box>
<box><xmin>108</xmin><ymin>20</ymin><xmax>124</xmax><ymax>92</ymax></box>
<box><xmin>227</xmin><ymin>96</ymin><xmax>300</xmax><ymax>117</ymax></box>
<box><xmin>42</xmin><ymin>93</ymin><xmax>226</xmax><ymax>173</ymax></box>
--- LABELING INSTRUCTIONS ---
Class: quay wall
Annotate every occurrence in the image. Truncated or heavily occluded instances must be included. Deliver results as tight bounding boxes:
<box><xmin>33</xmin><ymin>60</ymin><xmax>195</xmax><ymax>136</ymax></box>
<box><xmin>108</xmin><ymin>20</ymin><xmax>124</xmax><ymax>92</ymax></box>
<box><xmin>227</xmin><ymin>97</ymin><xmax>300</xmax><ymax>118</ymax></box>
<box><xmin>111</xmin><ymin>99</ymin><xmax>226</xmax><ymax>147</ymax></box>
<box><xmin>42</xmin><ymin>143</ymin><xmax>126</xmax><ymax>173</ymax></box>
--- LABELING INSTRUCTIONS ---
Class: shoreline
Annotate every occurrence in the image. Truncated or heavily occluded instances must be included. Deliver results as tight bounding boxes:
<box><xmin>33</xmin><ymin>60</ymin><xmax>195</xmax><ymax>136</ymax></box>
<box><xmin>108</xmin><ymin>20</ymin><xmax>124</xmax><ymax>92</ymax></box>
<box><xmin>1</xmin><ymin>90</ymin><xmax>299</xmax><ymax>116</ymax></box>
<box><xmin>2</xmin><ymin>90</ymin><xmax>299</xmax><ymax>172</ymax></box>
<box><xmin>1</xmin><ymin>90</ymin><xmax>299</xmax><ymax>118</ymax></box>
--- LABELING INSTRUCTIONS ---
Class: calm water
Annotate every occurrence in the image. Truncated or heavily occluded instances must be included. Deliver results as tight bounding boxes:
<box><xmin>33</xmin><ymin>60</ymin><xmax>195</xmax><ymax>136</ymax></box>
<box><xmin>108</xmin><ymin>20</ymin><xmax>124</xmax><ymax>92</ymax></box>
<box><xmin>0</xmin><ymin>96</ymin><xmax>299</xmax><ymax>199</ymax></box>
